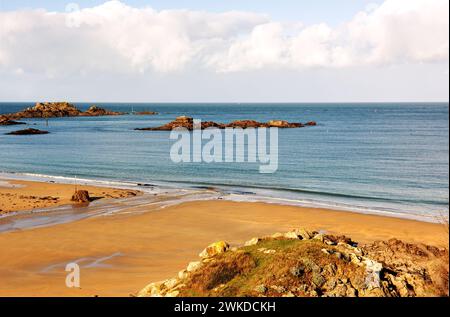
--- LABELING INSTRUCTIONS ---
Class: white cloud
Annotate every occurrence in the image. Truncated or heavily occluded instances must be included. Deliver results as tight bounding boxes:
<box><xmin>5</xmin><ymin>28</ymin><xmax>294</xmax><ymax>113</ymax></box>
<box><xmin>210</xmin><ymin>0</ymin><xmax>449</xmax><ymax>71</ymax></box>
<box><xmin>0</xmin><ymin>0</ymin><xmax>448</xmax><ymax>76</ymax></box>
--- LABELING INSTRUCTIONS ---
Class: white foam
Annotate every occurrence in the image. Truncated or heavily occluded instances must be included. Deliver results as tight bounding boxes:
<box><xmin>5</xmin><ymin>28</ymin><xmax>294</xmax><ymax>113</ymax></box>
<box><xmin>0</xmin><ymin>180</ymin><xmax>25</xmax><ymax>188</ymax></box>
<box><xmin>222</xmin><ymin>193</ymin><xmax>439</xmax><ymax>223</ymax></box>
<box><xmin>0</xmin><ymin>171</ymin><xmax>441</xmax><ymax>224</ymax></box>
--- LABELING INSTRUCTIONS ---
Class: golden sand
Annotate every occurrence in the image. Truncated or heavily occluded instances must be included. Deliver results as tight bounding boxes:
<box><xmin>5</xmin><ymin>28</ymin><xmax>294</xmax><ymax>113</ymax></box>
<box><xmin>0</xmin><ymin>178</ymin><xmax>140</xmax><ymax>215</ymax></box>
<box><xmin>0</xmin><ymin>182</ymin><xmax>447</xmax><ymax>297</ymax></box>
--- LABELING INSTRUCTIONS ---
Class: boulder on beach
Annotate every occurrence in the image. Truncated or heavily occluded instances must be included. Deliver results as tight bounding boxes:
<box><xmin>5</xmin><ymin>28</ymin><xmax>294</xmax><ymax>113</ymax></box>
<box><xmin>6</xmin><ymin>128</ymin><xmax>49</xmax><ymax>135</ymax></box>
<box><xmin>71</xmin><ymin>190</ymin><xmax>91</xmax><ymax>203</ymax></box>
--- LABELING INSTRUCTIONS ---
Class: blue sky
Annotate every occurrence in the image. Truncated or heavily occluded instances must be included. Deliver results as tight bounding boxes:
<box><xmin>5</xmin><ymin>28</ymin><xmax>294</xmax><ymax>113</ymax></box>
<box><xmin>0</xmin><ymin>0</ymin><xmax>382</xmax><ymax>25</ymax></box>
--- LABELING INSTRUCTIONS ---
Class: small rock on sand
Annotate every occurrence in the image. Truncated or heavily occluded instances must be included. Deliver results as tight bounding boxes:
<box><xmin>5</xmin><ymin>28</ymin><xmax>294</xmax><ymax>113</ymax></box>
<box><xmin>71</xmin><ymin>190</ymin><xmax>91</xmax><ymax>203</ymax></box>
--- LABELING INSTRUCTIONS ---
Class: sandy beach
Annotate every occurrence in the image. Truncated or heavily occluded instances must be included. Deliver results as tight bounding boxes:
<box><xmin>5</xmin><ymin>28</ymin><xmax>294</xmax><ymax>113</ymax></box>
<box><xmin>0</xmin><ymin>178</ymin><xmax>141</xmax><ymax>215</ymax></box>
<box><xmin>0</xmin><ymin>180</ymin><xmax>447</xmax><ymax>297</ymax></box>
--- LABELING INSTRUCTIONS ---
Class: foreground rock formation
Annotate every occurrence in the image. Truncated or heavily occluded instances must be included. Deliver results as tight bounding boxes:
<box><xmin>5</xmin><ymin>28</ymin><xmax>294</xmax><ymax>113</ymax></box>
<box><xmin>6</xmin><ymin>128</ymin><xmax>49</xmax><ymax>135</ymax></box>
<box><xmin>3</xmin><ymin>102</ymin><xmax>157</xmax><ymax>120</ymax></box>
<box><xmin>137</xmin><ymin>229</ymin><xmax>449</xmax><ymax>297</ymax></box>
<box><xmin>136</xmin><ymin>116</ymin><xmax>317</xmax><ymax>131</ymax></box>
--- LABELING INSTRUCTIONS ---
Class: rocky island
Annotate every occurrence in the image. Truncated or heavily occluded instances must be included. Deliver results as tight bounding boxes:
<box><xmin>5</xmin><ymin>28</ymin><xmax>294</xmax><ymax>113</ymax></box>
<box><xmin>138</xmin><ymin>229</ymin><xmax>449</xmax><ymax>298</ymax></box>
<box><xmin>136</xmin><ymin>116</ymin><xmax>317</xmax><ymax>131</ymax></box>
<box><xmin>3</xmin><ymin>102</ymin><xmax>157</xmax><ymax>120</ymax></box>
<box><xmin>80</xmin><ymin>105</ymin><xmax>125</xmax><ymax>117</ymax></box>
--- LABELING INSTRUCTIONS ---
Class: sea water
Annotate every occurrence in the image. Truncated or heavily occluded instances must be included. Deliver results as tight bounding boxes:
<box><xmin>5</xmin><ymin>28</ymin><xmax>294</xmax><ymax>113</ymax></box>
<box><xmin>0</xmin><ymin>102</ymin><xmax>448</xmax><ymax>222</ymax></box>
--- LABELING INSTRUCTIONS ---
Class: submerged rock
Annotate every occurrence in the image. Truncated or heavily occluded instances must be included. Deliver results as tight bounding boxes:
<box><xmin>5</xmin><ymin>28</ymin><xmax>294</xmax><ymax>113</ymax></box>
<box><xmin>0</xmin><ymin>116</ymin><xmax>26</xmax><ymax>126</ymax></box>
<box><xmin>6</xmin><ymin>128</ymin><xmax>49</xmax><ymax>135</ymax></box>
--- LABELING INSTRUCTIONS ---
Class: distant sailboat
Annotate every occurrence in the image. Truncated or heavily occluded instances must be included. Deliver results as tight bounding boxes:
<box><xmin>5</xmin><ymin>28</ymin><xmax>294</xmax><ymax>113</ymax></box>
<box><xmin>130</xmin><ymin>105</ymin><xmax>136</xmax><ymax>115</ymax></box>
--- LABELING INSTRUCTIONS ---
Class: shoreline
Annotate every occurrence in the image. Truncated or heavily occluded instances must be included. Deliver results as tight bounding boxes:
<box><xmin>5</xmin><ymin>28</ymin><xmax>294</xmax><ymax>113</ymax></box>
<box><xmin>0</xmin><ymin>198</ymin><xmax>447</xmax><ymax>297</ymax></box>
<box><xmin>0</xmin><ymin>171</ymin><xmax>446</xmax><ymax>224</ymax></box>
<box><xmin>0</xmin><ymin>177</ymin><xmax>142</xmax><ymax>216</ymax></box>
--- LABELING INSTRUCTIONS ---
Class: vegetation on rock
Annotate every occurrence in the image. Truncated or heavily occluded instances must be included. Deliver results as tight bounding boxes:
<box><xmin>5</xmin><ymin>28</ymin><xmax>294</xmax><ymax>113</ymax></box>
<box><xmin>137</xmin><ymin>229</ymin><xmax>449</xmax><ymax>297</ymax></box>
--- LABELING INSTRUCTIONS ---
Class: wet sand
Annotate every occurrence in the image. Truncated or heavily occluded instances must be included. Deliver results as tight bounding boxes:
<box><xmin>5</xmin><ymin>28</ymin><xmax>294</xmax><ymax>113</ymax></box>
<box><xmin>0</xmin><ymin>178</ymin><xmax>140</xmax><ymax>215</ymax></box>
<box><xmin>0</xmin><ymin>199</ymin><xmax>447</xmax><ymax>297</ymax></box>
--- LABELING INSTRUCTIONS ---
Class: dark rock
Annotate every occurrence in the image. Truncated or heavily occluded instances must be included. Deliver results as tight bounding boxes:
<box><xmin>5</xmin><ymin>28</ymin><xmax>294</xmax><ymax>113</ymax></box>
<box><xmin>0</xmin><ymin>116</ymin><xmax>26</xmax><ymax>126</ymax></box>
<box><xmin>71</xmin><ymin>190</ymin><xmax>91</xmax><ymax>203</ymax></box>
<box><xmin>6</xmin><ymin>128</ymin><xmax>49</xmax><ymax>135</ymax></box>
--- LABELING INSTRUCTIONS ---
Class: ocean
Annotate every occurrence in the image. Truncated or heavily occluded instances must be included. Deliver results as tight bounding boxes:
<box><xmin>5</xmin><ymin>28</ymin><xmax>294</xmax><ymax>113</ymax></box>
<box><xmin>0</xmin><ymin>102</ymin><xmax>448</xmax><ymax>222</ymax></box>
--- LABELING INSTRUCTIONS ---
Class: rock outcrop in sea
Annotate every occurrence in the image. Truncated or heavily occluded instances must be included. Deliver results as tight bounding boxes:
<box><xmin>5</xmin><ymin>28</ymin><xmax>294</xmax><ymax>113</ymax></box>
<box><xmin>79</xmin><ymin>105</ymin><xmax>124</xmax><ymax>117</ymax></box>
<box><xmin>6</xmin><ymin>102</ymin><xmax>83</xmax><ymax>119</ymax></box>
<box><xmin>6</xmin><ymin>128</ymin><xmax>49</xmax><ymax>135</ymax></box>
<box><xmin>3</xmin><ymin>102</ymin><xmax>158</xmax><ymax>119</ymax></box>
<box><xmin>136</xmin><ymin>111</ymin><xmax>159</xmax><ymax>115</ymax></box>
<box><xmin>136</xmin><ymin>116</ymin><xmax>317</xmax><ymax>131</ymax></box>
<box><xmin>0</xmin><ymin>116</ymin><xmax>26</xmax><ymax>126</ymax></box>
<box><xmin>137</xmin><ymin>229</ymin><xmax>449</xmax><ymax>297</ymax></box>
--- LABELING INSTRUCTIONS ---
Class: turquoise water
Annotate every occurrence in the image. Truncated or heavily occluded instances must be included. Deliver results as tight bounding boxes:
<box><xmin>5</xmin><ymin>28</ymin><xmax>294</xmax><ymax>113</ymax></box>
<box><xmin>0</xmin><ymin>103</ymin><xmax>448</xmax><ymax>221</ymax></box>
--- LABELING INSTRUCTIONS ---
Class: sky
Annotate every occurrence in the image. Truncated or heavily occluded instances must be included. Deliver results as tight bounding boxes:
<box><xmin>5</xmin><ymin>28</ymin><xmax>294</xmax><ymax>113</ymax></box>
<box><xmin>0</xmin><ymin>0</ymin><xmax>384</xmax><ymax>25</ymax></box>
<box><xmin>0</xmin><ymin>0</ymin><xmax>448</xmax><ymax>102</ymax></box>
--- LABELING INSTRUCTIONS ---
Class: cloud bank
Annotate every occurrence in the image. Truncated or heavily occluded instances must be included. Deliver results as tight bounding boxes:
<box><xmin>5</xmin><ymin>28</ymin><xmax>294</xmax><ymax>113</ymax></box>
<box><xmin>0</xmin><ymin>0</ymin><xmax>448</xmax><ymax>77</ymax></box>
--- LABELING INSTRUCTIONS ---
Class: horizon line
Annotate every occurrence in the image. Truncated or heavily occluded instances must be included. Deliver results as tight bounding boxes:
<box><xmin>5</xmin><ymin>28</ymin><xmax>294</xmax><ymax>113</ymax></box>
<box><xmin>0</xmin><ymin>101</ymin><xmax>449</xmax><ymax>104</ymax></box>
